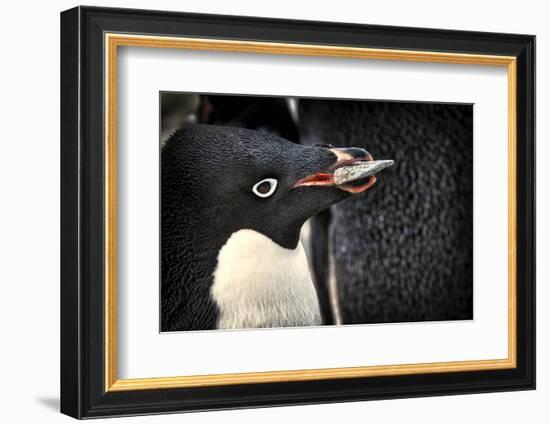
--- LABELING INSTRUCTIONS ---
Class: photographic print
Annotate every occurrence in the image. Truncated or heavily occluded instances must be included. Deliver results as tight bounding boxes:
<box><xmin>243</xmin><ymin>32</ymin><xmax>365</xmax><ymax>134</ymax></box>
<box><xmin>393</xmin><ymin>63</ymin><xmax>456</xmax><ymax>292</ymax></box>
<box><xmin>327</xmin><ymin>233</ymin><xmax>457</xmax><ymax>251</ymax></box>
<box><xmin>61</xmin><ymin>7</ymin><xmax>535</xmax><ymax>418</ymax></box>
<box><xmin>160</xmin><ymin>93</ymin><xmax>473</xmax><ymax>332</ymax></box>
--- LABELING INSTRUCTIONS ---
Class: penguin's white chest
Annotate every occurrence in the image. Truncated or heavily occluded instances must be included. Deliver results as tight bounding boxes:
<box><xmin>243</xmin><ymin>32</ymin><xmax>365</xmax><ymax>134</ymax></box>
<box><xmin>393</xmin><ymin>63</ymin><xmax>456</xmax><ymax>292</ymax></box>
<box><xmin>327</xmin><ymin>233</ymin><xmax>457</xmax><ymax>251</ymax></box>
<box><xmin>210</xmin><ymin>229</ymin><xmax>321</xmax><ymax>329</ymax></box>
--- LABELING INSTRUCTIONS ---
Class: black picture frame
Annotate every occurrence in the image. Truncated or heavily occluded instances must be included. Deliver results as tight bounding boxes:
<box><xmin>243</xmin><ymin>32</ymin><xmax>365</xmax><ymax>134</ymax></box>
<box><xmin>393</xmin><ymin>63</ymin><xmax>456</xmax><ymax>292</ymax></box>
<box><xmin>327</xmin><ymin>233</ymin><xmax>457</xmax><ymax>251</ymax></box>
<box><xmin>61</xmin><ymin>5</ymin><xmax>535</xmax><ymax>419</ymax></box>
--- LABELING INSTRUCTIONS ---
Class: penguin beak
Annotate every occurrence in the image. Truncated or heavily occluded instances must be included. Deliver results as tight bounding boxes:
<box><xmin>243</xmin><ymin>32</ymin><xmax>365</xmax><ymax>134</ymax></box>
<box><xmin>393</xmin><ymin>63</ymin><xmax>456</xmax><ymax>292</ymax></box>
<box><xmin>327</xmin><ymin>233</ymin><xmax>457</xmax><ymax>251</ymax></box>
<box><xmin>294</xmin><ymin>147</ymin><xmax>394</xmax><ymax>193</ymax></box>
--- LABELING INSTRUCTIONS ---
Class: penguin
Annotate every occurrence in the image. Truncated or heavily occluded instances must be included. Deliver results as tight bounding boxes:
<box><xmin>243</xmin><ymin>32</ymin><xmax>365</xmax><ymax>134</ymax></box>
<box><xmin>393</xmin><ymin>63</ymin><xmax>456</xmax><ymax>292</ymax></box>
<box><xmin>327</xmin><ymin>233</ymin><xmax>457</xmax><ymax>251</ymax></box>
<box><xmin>297</xmin><ymin>99</ymin><xmax>473</xmax><ymax>325</ymax></box>
<box><xmin>160</xmin><ymin>124</ymin><xmax>391</xmax><ymax>331</ymax></box>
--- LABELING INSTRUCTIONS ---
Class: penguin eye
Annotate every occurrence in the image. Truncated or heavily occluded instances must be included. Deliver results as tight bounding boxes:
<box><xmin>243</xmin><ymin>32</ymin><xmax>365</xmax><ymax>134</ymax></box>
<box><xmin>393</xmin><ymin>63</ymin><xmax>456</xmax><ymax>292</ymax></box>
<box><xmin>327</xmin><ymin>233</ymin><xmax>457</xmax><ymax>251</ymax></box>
<box><xmin>252</xmin><ymin>178</ymin><xmax>278</xmax><ymax>198</ymax></box>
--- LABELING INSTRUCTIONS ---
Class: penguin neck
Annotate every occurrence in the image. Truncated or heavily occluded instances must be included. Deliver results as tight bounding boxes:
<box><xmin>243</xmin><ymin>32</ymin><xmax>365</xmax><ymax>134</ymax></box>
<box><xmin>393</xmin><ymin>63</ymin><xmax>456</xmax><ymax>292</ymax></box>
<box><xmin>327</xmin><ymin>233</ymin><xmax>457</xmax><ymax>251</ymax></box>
<box><xmin>210</xmin><ymin>229</ymin><xmax>322</xmax><ymax>329</ymax></box>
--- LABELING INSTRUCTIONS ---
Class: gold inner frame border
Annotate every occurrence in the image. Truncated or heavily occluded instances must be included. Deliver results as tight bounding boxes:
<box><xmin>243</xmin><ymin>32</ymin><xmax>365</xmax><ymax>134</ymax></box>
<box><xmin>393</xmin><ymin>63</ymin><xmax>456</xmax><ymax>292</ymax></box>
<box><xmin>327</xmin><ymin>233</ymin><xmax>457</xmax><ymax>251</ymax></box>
<box><xmin>104</xmin><ymin>33</ymin><xmax>517</xmax><ymax>392</ymax></box>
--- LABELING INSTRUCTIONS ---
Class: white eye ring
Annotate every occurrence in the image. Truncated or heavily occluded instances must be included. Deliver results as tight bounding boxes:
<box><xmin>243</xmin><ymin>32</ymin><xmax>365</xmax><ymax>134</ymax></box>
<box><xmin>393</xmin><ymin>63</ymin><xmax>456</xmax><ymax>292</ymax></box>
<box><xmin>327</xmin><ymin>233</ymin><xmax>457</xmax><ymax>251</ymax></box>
<box><xmin>252</xmin><ymin>178</ymin><xmax>278</xmax><ymax>198</ymax></box>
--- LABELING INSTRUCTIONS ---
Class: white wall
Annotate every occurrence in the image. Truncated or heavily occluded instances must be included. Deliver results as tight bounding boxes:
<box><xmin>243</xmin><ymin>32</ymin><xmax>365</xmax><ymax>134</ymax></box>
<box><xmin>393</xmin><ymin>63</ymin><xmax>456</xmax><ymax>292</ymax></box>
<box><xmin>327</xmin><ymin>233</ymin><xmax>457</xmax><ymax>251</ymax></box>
<box><xmin>0</xmin><ymin>0</ymin><xmax>545</xmax><ymax>423</ymax></box>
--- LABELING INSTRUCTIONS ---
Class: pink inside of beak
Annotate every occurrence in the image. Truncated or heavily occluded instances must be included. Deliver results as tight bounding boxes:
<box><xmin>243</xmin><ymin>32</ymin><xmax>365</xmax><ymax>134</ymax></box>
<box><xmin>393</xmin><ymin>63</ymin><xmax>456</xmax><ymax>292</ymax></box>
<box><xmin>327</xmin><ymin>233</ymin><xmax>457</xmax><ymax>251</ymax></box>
<box><xmin>293</xmin><ymin>148</ymin><xmax>378</xmax><ymax>193</ymax></box>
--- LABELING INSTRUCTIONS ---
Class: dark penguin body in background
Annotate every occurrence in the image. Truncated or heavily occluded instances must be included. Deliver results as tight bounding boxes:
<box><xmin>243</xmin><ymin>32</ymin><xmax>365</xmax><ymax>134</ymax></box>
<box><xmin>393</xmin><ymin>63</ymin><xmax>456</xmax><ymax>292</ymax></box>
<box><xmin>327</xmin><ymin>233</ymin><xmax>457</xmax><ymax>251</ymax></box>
<box><xmin>199</xmin><ymin>95</ymin><xmax>299</xmax><ymax>142</ymax></box>
<box><xmin>161</xmin><ymin>124</ymin><xmax>376</xmax><ymax>331</ymax></box>
<box><xmin>298</xmin><ymin>100</ymin><xmax>473</xmax><ymax>324</ymax></box>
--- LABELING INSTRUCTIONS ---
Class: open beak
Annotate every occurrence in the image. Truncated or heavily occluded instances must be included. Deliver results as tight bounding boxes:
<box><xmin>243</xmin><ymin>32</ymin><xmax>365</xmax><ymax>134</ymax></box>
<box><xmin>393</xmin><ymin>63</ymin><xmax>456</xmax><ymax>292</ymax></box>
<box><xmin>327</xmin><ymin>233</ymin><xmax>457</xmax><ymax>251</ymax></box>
<box><xmin>294</xmin><ymin>147</ymin><xmax>394</xmax><ymax>193</ymax></box>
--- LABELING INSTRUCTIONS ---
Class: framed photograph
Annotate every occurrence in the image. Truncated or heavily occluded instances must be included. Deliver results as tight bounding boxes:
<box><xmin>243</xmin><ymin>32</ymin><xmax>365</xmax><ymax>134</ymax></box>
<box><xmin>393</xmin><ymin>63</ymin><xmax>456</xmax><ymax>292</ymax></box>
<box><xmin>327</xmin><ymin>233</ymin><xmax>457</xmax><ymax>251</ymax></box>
<box><xmin>60</xmin><ymin>6</ymin><xmax>535</xmax><ymax>419</ymax></box>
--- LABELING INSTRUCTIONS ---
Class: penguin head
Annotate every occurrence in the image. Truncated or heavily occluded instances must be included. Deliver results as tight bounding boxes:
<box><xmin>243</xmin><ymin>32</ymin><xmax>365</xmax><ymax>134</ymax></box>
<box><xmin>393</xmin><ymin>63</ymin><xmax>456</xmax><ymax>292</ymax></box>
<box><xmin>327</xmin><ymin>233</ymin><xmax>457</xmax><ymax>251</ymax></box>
<box><xmin>162</xmin><ymin>124</ymin><xmax>378</xmax><ymax>250</ymax></box>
